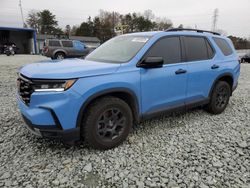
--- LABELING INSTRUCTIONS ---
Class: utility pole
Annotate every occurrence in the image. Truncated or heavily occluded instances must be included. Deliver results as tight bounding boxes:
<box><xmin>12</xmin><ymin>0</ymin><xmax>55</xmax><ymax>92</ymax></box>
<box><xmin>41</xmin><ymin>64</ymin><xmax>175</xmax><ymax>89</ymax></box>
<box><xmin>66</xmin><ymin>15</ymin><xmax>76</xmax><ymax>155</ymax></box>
<box><xmin>19</xmin><ymin>0</ymin><xmax>25</xmax><ymax>27</ymax></box>
<box><xmin>212</xmin><ymin>8</ymin><xmax>219</xmax><ymax>32</ymax></box>
<box><xmin>112</xmin><ymin>11</ymin><xmax>115</xmax><ymax>37</ymax></box>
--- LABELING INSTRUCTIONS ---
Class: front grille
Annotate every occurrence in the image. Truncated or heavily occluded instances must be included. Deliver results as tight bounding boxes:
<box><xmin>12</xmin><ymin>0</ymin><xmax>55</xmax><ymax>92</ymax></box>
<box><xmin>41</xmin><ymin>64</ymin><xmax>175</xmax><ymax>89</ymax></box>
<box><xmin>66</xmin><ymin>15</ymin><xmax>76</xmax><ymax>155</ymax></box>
<box><xmin>17</xmin><ymin>75</ymin><xmax>34</xmax><ymax>105</ymax></box>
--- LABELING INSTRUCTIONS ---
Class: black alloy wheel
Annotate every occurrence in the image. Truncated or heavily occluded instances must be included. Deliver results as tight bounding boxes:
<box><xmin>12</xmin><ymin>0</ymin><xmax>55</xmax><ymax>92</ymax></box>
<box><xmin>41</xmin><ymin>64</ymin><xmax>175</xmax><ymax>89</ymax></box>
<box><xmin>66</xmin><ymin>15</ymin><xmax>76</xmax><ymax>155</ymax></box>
<box><xmin>96</xmin><ymin>108</ymin><xmax>126</xmax><ymax>141</ymax></box>
<box><xmin>82</xmin><ymin>97</ymin><xmax>133</xmax><ymax>150</ymax></box>
<box><xmin>205</xmin><ymin>81</ymin><xmax>231</xmax><ymax>114</ymax></box>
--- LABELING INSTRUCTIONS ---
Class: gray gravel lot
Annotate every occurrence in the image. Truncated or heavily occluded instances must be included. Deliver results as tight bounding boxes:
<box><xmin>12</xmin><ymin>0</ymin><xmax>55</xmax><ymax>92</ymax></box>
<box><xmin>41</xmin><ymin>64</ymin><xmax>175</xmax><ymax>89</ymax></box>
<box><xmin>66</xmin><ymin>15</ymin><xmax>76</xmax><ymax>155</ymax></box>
<box><xmin>0</xmin><ymin>55</ymin><xmax>249</xmax><ymax>187</ymax></box>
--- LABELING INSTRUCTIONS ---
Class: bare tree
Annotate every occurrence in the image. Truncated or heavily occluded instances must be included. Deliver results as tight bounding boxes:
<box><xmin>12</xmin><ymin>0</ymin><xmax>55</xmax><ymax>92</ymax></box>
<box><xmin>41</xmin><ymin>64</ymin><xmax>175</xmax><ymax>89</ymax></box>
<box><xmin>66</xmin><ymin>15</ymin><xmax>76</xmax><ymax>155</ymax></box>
<box><xmin>26</xmin><ymin>10</ymin><xmax>40</xmax><ymax>32</ymax></box>
<box><xmin>178</xmin><ymin>24</ymin><xmax>184</xmax><ymax>29</ymax></box>
<box><xmin>143</xmin><ymin>9</ymin><xmax>155</xmax><ymax>20</ymax></box>
<box><xmin>155</xmin><ymin>17</ymin><xmax>173</xmax><ymax>30</ymax></box>
<box><xmin>70</xmin><ymin>25</ymin><xmax>78</xmax><ymax>36</ymax></box>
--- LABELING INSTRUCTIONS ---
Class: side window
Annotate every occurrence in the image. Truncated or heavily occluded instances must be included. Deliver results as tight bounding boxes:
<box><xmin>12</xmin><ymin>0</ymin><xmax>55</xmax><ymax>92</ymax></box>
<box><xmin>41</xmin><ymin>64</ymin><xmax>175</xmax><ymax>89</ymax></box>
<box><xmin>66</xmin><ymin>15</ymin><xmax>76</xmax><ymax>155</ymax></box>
<box><xmin>48</xmin><ymin>40</ymin><xmax>61</xmax><ymax>47</ymax></box>
<box><xmin>146</xmin><ymin>37</ymin><xmax>181</xmax><ymax>64</ymax></box>
<box><xmin>61</xmin><ymin>41</ymin><xmax>73</xmax><ymax>47</ymax></box>
<box><xmin>213</xmin><ymin>37</ymin><xmax>233</xmax><ymax>56</ymax></box>
<box><xmin>184</xmin><ymin>36</ymin><xmax>210</xmax><ymax>61</ymax></box>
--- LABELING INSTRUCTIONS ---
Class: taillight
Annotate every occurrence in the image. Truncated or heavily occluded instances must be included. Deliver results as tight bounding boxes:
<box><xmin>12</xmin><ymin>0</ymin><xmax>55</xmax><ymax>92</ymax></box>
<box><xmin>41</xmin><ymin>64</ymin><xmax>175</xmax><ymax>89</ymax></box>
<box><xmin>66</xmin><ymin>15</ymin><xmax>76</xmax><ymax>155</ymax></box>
<box><xmin>43</xmin><ymin>46</ymin><xmax>49</xmax><ymax>53</ymax></box>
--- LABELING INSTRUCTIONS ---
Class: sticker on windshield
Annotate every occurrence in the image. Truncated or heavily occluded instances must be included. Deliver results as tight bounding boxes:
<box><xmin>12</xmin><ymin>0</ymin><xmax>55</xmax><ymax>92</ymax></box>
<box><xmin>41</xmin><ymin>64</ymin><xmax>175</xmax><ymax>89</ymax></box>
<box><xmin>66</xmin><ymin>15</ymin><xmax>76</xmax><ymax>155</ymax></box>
<box><xmin>132</xmin><ymin>37</ymin><xmax>149</xmax><ymax>43</ymax></box>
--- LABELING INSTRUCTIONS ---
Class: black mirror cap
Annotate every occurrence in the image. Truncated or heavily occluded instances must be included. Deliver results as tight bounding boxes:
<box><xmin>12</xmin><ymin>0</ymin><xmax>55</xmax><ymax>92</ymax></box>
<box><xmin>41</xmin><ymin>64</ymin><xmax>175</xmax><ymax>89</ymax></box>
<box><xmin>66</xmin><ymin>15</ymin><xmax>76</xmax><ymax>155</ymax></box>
<box><xmin>138</xmin><ymin>57</ymin><xmax>164</xmax><ymax>68</ymax></box>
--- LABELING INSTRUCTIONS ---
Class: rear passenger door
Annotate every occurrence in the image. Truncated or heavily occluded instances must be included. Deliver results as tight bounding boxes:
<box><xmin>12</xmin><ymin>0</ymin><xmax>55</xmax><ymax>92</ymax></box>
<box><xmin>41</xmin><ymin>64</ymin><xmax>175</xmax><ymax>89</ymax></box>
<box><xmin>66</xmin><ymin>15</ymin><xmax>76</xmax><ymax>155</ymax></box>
<box><xmin>140</xmin><ymin>36</ymin><xmax>188</xmax><ymax>116</ymax></box>
<box><xmin>183</xmin><ymin>36</ymin><xmax>218</xmax><ymax>105</ymax></box>
<box><xmin>48</xmin><ymin>40</ymin><xmax>61</xmax><ymax>55</ymax></box>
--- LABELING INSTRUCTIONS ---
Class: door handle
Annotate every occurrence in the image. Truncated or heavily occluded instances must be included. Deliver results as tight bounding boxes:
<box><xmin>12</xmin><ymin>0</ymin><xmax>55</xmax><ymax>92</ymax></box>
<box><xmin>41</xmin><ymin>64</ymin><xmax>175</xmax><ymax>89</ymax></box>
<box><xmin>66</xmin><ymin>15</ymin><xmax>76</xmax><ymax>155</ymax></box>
<box><xmin>211</xmin><ymin>64</ymin><xmax>220</xmax><ymax>69</ymax></box>
<box><xmin>175</xmin><ymin>69</ymin><xmax>187</xmax><ymax>74</ymax></box>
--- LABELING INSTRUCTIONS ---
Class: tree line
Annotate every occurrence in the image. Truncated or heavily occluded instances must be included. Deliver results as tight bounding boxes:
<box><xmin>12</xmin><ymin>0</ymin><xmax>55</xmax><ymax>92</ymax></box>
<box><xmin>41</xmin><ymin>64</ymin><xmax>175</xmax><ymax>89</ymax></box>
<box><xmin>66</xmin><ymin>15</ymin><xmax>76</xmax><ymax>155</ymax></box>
<box><xmin>26</xmin><ymin>9</ymin><xmax>250</xmax><ymax>48</ymax></box>
<box><xmin>26</xmin><ymin>9</ymin><xmax>172</xmax><ymax>42</ymax></box>
<box><xmin>228</xmin><ymin>36</ymin><xmax>250</xmax><ymax>50</ymax></box>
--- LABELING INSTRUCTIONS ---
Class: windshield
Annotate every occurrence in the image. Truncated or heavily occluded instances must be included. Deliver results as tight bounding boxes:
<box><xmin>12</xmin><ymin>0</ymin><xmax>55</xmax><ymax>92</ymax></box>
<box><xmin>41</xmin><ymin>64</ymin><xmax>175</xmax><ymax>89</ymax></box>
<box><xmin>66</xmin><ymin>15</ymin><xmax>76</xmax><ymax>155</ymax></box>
<box><xmin>85</xmin><ymin>35</ymin><xmax>150</xmax><ymax>63</ymax></box>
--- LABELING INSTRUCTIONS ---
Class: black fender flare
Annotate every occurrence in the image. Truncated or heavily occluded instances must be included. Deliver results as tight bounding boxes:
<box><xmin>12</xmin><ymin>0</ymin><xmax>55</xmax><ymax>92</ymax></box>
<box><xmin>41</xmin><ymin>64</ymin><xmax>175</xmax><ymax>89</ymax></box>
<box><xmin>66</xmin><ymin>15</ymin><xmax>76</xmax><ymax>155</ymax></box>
<box><xmin>208</xmin><ymin>72</ymin><xmax>234</xmax><ymax>98</ymax></box>
<box><xmin>76</xmin><ymin>88</ymin><xmax>140</xmax><ymax>128</ymax></box>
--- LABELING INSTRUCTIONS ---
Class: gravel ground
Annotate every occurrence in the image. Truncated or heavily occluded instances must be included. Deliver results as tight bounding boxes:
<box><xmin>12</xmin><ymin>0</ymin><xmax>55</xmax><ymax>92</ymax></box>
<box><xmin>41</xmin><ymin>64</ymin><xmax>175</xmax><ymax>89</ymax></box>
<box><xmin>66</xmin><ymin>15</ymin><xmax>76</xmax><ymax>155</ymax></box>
<box><xmin>0</xmin><ymin>55</ymin><xmax>249</xmax><ymax>188</ymax></box>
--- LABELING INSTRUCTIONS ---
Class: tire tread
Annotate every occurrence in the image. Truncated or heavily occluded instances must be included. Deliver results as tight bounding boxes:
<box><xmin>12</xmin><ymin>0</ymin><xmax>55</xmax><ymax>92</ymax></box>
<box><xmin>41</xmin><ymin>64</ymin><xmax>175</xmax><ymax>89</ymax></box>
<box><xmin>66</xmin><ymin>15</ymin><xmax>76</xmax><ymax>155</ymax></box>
<box><xmin>82</xmin><ymin>96</ymin><xmax>133</xmax><ymax>150</ymax></box>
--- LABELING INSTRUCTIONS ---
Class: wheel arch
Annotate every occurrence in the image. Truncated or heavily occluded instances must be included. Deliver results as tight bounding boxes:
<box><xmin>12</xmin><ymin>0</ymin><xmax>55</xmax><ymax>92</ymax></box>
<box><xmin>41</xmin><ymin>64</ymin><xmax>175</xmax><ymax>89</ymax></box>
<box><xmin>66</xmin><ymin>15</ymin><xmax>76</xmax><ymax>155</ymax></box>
<box><xmin>76</xmin><ymin>88</ymin><xmax>141</xmax><ymax>129</ymax></box>
<box><xmin>209</xmin><ymin>73</ymin><xmax>234</xmax><ymax>97</ymax></box>
<box><xmin>53</xmin><ymin>49</ymin><xmax>67</xmax><ymax>57</ymax></box>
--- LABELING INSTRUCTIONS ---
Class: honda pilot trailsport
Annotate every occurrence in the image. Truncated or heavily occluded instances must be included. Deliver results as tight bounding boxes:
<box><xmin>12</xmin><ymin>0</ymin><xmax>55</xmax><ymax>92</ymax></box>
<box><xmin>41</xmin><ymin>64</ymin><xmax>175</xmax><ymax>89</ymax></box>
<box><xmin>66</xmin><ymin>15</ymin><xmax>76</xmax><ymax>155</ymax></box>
<box><xmin>17</xmin><ymin>28</ymin><xmax>240</xmax><ymax>150</ymax></box>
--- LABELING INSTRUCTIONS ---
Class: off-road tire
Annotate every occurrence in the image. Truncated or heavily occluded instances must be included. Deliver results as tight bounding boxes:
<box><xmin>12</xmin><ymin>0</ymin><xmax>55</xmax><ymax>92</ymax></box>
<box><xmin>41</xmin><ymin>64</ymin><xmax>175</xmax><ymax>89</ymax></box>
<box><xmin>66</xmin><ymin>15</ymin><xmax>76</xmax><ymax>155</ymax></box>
<box><xmin>81</xmin><ymin>97</ymin><xmax>133</xmax><ymax>150</ymax></box>
<box><xmin>205</xmin><ymin>81</ymin><xmax>231</xmax><ymax>114</ymax></box>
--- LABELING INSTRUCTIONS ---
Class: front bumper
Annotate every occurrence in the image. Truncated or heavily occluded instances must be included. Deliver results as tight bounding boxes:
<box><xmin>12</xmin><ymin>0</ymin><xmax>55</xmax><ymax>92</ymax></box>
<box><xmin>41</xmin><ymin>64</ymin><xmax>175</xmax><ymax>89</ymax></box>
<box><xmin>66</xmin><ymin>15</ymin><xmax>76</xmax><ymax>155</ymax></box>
<box><xmin>16</xmin><ymin>78</ymin><xmax>84</xmax><ymax>143</ymax></box>
<box><xmin>22</xmin><ymin>114</ymin><xmax>80</xmax><ymax>143</ymax></box>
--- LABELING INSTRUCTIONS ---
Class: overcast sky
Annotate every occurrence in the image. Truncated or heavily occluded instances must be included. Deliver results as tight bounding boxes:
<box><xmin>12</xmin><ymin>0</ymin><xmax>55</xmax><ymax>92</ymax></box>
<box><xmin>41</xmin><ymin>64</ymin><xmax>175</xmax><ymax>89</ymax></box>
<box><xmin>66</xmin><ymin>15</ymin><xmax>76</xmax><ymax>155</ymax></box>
<box><xmin>1</xmin><ymin>0</ymin><xmax>250</xmax><ymax>38</ymax></box>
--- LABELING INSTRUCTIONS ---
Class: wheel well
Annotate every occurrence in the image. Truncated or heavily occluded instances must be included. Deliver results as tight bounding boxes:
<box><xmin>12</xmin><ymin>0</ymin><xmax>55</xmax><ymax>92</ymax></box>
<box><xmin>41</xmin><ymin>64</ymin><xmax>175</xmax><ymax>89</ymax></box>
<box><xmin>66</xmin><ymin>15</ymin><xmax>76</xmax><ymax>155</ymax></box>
<box><xmin>218</xmin><ymin>75</ymin><xmax>233</xmax><ymax>92</ymax></box>
<box><xmin>210</xmin><ymin>75</ymin><xmax>233</xmax><ymax>97</ymax></box>
<box><xmin>77</xmin><ymin>91</ymin><xmax>140</xmax><ymax>128</ymax></box>
<box><xmin>54</xmin><ymin>51</ymin><xmax>65</xmax><ymax>57</ymax></box>
<box><xmin>109</xmin><ymin>92</ymin><xmax>139</xmax><ymax>122</ymax></box>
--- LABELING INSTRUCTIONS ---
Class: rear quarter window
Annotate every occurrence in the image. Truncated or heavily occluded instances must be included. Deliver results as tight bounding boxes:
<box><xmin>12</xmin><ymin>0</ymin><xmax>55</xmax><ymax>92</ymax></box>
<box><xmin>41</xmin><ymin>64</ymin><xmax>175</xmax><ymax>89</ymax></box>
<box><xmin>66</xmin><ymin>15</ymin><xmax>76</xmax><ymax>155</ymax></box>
<box><xmin>213</xmin><ymin>37</ymin><xmax>233</xmax><ymax>56</ymax></box>
<box><xmin>49</xmin><ymin>40</ymin><xmax>61</xmax><ymax>47</ymax></box>
<box><xmin>62</xmin><ymin>41</ymin><xmax>73</xmax><ymax>47</ymax></box>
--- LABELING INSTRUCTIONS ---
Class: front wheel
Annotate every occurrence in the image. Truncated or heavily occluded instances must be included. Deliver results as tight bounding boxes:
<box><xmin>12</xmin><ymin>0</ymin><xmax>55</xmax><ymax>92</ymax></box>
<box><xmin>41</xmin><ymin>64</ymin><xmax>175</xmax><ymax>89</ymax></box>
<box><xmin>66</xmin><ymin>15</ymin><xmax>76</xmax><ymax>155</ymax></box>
<box><xmin>205</xmin><ymin>81</ymin><xmax>231</xmax><ymax>114</ymax></box>
<box><xmin>6</xmin><ymin>51</ymin><xmax>11</xmax><ymax>56</ymax></box>
<box><xmin>81</xmin><ymin>97</ymin><xmax>133</xmax><ymax>150</ymax></box>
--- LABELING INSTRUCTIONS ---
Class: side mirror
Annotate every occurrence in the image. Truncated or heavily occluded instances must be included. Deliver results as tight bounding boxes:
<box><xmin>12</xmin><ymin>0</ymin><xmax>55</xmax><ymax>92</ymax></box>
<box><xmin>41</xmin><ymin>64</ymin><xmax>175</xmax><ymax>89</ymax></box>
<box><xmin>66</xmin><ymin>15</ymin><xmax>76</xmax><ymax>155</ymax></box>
<box><xmin>138</xmin><ymin>57</ymin><xmax>164</xmax><ymax>68</ymax></box>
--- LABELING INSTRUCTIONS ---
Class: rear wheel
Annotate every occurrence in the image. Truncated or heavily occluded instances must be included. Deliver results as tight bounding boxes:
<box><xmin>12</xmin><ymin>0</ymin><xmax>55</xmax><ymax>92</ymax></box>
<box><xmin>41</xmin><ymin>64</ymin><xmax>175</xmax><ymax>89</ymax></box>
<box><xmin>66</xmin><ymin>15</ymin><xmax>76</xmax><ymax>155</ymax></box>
<box><xmin>54</xmin><ymin>52</ymin><xmax>65</xmax><ymax>60</ymax></box>
<box><xmin>81</xmin><ymin>97</ymin><xmax>133</xmax><ymax>150</ymax></box>
<box><xmin>205</xmin><ymin>81</ymin><xmax>231</xmax><ymax>114</ymax></box>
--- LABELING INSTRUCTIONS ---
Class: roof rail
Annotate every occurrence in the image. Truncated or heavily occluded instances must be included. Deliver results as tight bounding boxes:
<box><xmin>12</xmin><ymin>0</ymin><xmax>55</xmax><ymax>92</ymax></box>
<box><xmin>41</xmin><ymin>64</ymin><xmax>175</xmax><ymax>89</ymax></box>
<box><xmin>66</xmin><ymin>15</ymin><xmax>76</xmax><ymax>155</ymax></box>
<box><xmin>165</xmin><ymin>28</ymin><xmax>220</xmax><ymax>36</ymax></box>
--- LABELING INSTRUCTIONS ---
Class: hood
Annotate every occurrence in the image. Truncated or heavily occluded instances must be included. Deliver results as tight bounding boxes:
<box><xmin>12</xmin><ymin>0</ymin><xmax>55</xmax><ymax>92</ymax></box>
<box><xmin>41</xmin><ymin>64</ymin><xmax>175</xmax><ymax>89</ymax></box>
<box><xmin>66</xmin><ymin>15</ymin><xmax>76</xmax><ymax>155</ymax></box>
<box><xmin>19</xmin><ymin>59</ymin><xmax>121</xmax><ymax>79</ymax></box>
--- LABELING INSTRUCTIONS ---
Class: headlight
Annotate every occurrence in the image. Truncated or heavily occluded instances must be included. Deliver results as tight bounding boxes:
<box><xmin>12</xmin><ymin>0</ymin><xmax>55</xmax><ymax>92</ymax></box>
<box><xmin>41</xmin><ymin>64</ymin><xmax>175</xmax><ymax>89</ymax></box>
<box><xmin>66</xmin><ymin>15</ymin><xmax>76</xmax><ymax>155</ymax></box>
<box><xmin>33</xmin><ymin>79</ymin><xmax>77</xmax><ymax>92</ymax></box>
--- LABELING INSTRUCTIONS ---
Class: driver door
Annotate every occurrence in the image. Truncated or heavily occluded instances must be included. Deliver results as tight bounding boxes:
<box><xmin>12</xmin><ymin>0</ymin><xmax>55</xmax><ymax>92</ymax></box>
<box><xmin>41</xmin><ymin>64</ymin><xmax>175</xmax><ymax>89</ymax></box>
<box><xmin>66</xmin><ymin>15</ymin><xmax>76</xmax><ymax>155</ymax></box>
<box><xmin>140</xmin><ymin>36</ymin><xmax>188</xmax><ymax>116</ymax></box>
<box><xmin>73</xmin><ymin>41</ymin><xmax>88</xmax><ymax>57</ymax></box>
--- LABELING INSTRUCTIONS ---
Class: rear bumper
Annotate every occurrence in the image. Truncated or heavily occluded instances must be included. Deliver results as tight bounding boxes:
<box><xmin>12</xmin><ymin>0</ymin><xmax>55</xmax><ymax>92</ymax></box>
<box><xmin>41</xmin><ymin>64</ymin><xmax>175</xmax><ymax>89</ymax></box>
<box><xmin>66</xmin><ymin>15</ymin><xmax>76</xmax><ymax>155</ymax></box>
<box><xmin>22</xmin><ymin>114</ymin><xmax>80</xmax><ymax>144</ymax></box>
<box><xmin>42</xmin><ymin>50</ymin><xmax>52</xmax><ymax>57</ymax></box>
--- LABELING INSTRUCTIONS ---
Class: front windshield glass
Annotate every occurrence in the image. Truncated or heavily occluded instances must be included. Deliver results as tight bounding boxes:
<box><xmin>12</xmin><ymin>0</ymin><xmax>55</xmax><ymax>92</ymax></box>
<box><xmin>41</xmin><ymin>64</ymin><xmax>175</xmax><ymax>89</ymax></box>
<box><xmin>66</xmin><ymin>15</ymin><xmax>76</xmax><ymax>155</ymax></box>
<box><xmin>85</xmin><ymin>35</ymin><xmax>150</xmax><ymax>63</ymax></box>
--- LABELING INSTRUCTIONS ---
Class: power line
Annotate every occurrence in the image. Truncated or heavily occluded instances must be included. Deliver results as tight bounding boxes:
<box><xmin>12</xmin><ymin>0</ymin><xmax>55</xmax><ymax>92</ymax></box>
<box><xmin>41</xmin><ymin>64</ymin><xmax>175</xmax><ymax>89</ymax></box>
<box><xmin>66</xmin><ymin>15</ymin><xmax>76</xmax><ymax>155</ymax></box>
<box><xmin>212</xmin><ymin>8</ymin><xmax>219</xmax><ymax>31</ymax></box>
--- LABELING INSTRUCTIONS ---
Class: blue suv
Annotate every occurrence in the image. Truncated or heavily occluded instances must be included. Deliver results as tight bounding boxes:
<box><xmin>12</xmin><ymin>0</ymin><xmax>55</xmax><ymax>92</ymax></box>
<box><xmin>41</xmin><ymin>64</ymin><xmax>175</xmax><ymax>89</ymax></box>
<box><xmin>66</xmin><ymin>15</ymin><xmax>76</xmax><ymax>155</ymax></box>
<box><xmin>17</xmin><ymin>28</ymin><xmax>240</xmax><ymax>149</ymax></box>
